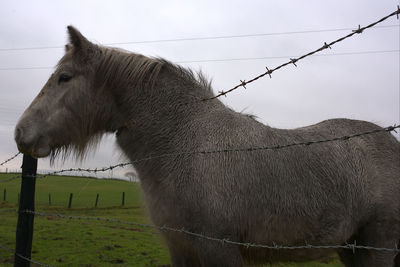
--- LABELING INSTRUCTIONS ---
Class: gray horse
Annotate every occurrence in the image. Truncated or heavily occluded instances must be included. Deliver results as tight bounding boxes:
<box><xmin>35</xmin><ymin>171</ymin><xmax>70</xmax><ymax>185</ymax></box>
<box><xmin>15</xmin><ymin>26</ymin><xmax>400</xmax><ymax>267</ymax></box>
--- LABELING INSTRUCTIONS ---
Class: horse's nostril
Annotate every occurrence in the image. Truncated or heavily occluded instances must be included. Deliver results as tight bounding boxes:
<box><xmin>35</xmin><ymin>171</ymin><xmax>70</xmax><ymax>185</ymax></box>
<box><xmin>14</xmin><ymin>127</ymin><xmax>32</xmax><ymax>154</ymax></box>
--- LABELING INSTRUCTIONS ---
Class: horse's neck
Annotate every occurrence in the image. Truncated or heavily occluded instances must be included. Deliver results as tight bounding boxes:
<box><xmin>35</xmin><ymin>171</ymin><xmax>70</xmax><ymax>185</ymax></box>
<box><xmin>114</xmin><ymin>66</ymin><xmax>219</xmax><ymax>160</ymax></box>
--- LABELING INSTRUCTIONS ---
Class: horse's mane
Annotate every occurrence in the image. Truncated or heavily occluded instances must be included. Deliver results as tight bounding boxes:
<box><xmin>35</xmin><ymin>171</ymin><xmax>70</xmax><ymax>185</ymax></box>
<box><xmin>96</xmin><ymin>47</ymin><xmax>214</xmax><ymax>95</ymax></box>
<box><xmin>94</xmin><ymin>47</ymin><xmax>162</xmax><ymax>91</ymax></box>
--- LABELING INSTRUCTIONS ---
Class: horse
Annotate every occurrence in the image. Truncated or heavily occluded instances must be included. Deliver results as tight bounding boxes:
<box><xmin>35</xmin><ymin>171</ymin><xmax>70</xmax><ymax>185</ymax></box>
<box><xmin>15</xmin><ymin>26</ymin><xmax>400</xmax><ymax>267</ymax></box>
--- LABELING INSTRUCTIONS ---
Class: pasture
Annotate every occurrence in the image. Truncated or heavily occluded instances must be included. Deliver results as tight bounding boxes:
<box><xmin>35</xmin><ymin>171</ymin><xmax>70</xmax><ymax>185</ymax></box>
<box><xmin>0</xmin><ymin>173</ymin><xmax>342</xmax><ymax>266</ymax></box>
<box><xmin>0</xmin><ymin>173</ymin><xmax>143</xmax><ymax>208</ymax></box>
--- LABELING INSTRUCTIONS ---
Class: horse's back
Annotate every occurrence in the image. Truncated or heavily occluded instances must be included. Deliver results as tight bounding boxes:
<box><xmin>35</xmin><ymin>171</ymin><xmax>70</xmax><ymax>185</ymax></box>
<box><xmin>290</xmin><ymin>118</ymin><xmax>400</xmax><ymax>178</ymax></box>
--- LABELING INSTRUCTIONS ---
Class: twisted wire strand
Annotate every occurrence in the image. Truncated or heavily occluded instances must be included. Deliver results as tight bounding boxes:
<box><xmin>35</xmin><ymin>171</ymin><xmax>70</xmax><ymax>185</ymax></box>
<box><xmin>0</xmin><ymin>242</ymin><xmax>55</xmax><ymax>267</ymax></box>
<box><xmin>0</xmin><ymin>152</ymin><xmax>20</xmax><ymax>167</ymax></box>
<box><xmin>20</xmin><ymin>210</ymin><xmax>400</xmax><ymax>253</ymax></box>
<box><xmin>208</xmin><ymin>7</ymin><xmax>400</xmax><ymax>99</ymax></box>
<box><xmin>1</xmin><ymin>124</ymin><xmax>398</xmax><ymax>183</ymax></box>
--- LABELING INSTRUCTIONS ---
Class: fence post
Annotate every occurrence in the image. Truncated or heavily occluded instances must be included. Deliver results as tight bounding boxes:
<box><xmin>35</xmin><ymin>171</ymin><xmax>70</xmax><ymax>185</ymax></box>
<box><xmin>3</xmin><ymin>188</ymin><xmax>5</xmax><ymax>201</ymax></box>
<box><xmin>122</xmin><ymin>192</ymin><xmax>125</xmax><ymax>206</ymax></box>
<box><xmin>14</xmin><ymin>154</ymin><xmax>37</xmax><ymax>267</ymax></box>
<box><xmin>95</xmin><ymin>193</ymin><xmax>99</xmax><ymax>208</ymax></box>
<box><xmin>68</xmin><ymin>193</ymin><xmax>73</xmax><ymax>208</ymax></box>
<box><xmin>48</xmin><ymin>194</ymin><xmax>51</xmax><ymax>206</ymax></box>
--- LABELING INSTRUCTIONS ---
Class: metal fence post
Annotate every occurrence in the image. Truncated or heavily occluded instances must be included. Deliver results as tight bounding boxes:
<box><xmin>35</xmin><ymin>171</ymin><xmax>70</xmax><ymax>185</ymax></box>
<box><xmin>14</xmin><ymin>154</ymin><xmax>37</xmax><ymax>267</ymax></box>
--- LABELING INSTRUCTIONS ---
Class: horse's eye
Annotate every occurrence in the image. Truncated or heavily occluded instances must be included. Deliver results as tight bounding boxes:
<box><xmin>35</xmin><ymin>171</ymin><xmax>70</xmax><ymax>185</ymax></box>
<box><xmin>58</xmin><ymin>73</ymin><xmax>72</xmax><ymax>84</ymax></box>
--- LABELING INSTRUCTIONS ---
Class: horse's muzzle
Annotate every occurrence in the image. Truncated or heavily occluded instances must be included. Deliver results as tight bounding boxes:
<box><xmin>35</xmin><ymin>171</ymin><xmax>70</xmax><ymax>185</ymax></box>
<box><xmin>14</xmin><ymin>125</ymin><xmax>51</xmax><ymax>158</ymax></box>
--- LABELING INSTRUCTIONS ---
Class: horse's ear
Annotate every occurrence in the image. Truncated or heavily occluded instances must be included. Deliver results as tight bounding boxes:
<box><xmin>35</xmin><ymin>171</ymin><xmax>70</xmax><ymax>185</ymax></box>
<box><xmin>67</xmin><ymin>26</ymin><xmax>92</xmax><ymax>51</ymax></box>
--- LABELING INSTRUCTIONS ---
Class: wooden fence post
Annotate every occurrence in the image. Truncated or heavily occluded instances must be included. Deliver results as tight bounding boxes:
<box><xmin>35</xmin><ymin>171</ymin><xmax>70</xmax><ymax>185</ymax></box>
<box><xmin>95</xmin><ymin>193</ymin><xmax>99</xmax><ymax>208</ymax></box>
<box><xmin>122</xmin><ymin>192</ymin><xmax>125</xmax><ymax>206</ymax></box>
<box><xmin>14</xmin><ymin>154</ymin><xmax>37</xmax><ymax>267</ymax></box>
<box><xmin>48</xmin><ymin>194</ymin><xmax>52</xmax><ymax>206</ymax></box>
<box><xmin>3</xmin><ymin>188</ymin><xmax>6</xmax><ymax>201</ymax></box>
<box><xmin>68</xmin><ymin>193</ymin><xmax>73</xmax><ymax>208</ymax></box>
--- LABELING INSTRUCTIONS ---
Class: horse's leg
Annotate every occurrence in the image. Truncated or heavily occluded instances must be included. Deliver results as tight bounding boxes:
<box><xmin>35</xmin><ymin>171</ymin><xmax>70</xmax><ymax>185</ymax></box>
<box><xmin>395</xmin><ymin>245</ymin><xmax>400</xmax><ymax>267</ymax></box>
<box><xmin>337</xmin><ymin>247</ymin><xmax>357</xmax><ymax>267</ymax></box>
<box><xmin>191</xmin><ymin>239</ymin><xmax>244</xmax><ymax>267</ymax></box>
<box><xmin>164</xmin><ymin>238</ymin><xmax>202</xmax><ymax>267</ymax></box>
<box><xmin>169</xmin><ymin>250</ymin><xmax>201</xmax><ymax>267</ymax></box>
<box><xmin>164</xmin><ymin>236</ymin><xmax>243</xmax><ymax>267</ymax></box>
<box><xmin>351</xmin><ymin>219</ymin><xmax>399</xmax><ymax>267</ymax></box>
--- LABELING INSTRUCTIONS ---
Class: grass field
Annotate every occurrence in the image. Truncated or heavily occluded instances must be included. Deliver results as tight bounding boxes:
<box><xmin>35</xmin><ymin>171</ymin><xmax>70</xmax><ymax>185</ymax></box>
<box><xmin>0</xmin><ymin>173</ymin><xmax>143</xmax><ymax>208</ymax></box>
<box><xmin>0</xmin><ymin>173</ymin><xmax>343</xmax><ymax>266</ymax></box>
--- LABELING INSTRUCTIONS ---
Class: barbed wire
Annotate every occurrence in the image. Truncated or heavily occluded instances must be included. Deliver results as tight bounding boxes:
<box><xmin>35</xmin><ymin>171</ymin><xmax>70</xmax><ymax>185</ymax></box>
<box><xmin>0</xmin><ymin>152</ymin><xmax>20</xmax><ymax>167</ymax></box>
<box><xmin>207</xmin><ymin>6</ymin><xmax>400</xmax><ymax>100</ymax></box>
<box><xmin>30</xmin><ymin>124</ymin><xmax>400</xmax><ymax>175</ymax></box>
<box><xmin>0</xmin><ymin>208</ymin><xmax>17</xmax><ymax>213</ymax></box>
<box><xmin>0</xmin><ymin>174</ymin><xmax>22</xmax><ymax>183</ymax></box>
<box><xmin>21</xmin><ymin>210</ymin><xmax>400</xmax><ymax>253</ymax></box>
<box><xmin>0</xmin><ymin>242</ymin><xmax>55</xmax><ymax>267</ymax></box>
<box><xmin>1</xmin><ymin>124</ymin><xmax>398</xmax><ymax>183</ymax></box>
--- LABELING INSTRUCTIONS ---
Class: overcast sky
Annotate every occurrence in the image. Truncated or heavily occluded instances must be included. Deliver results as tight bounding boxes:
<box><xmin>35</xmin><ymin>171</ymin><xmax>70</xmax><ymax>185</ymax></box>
<box><xmin>0</xmin><ymin>0</ymin><xmax>399</xmax><ymax>178</ymax></box>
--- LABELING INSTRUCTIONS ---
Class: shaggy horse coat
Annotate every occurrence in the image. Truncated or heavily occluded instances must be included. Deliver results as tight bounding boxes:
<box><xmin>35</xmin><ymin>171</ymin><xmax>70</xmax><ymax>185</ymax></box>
<box><xmin>15</xmin><ymin>26</ymin><xmax>400</xmax><ymax>267</ymax></box>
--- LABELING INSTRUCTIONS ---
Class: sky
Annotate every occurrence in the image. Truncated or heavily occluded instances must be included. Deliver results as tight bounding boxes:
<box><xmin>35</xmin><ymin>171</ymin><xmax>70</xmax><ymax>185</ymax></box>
<box><xmin>0</xmin><ymin>0</ymin><xmax>399</xmax><ymax>179</ymax></box>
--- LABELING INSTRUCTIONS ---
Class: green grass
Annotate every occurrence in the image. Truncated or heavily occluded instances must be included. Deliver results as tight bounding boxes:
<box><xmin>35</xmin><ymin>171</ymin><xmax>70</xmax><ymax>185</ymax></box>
<box><xmin>0</xmin><ymin>173</ymin><xmax>143</xmax><ymax>208</ymax></box>
<box><xmin>0</xmin><ymin>173</ymin><xmax>343</xmax><ymax>266</ymax></box>
<box><xmin>0</xmin><ymin>204</ymin><xmax>171</xmax><ymax>266</ymax></box>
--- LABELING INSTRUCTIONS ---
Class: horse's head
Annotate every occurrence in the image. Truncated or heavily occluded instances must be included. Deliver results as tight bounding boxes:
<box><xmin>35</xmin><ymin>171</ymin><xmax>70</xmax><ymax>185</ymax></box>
<box><xmin>15</xmin><ymin>26</ymin><xmax>118</xmax><ymax>159</ymax></box>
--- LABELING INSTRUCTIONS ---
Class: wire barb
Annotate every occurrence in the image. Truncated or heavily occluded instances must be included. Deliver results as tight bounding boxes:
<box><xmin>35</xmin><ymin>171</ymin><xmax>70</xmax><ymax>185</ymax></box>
<box><xmin>217</xmin><ymin>90</ymin><xmax>227</xmax><ymax>97</ymax></box>
<box><xmin>389</xmin><ymin>124</ymin><xmax>398</xmax><ymax>133</ymax></box>
<box><xmin>290</xmin><ymin>58</ymin><xmax>298</xmax><ymax>67</ymax></box>
<box><xmin>397</xmin><ymin>5</ymin><xmax>400</xmax><ymax>19</ymax></box>
<box><xmin>265</xmin><ymin>66</ymin><xmax>272</xmax><ymax>78</ymax></box>
<box><xmin>240</xmin><ymin>80</ymin><xmax>247</xmax><ymax>89</ymax></box>
<box><xmin>352</xmin><ymin>25</ymin><xmax>363</xmax><ymax>34</ymax></box>
<box><xmin>323</xmin><ymin>42</ymin><xmax>332</xmax><ymax>49</ymax></box>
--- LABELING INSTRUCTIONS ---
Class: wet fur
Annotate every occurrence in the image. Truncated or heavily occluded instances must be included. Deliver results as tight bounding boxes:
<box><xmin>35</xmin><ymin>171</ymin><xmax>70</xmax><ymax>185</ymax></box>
<box><xmin>15</xmin><ymin>27</ymin><xmax>400</xmax><ymax>266</ymax></box>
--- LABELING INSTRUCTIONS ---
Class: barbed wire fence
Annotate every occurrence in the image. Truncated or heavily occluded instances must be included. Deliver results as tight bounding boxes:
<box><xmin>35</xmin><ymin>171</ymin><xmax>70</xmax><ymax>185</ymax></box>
<box><xmin>0</xmin><ymin>6</ymin><xmax>399</xmax><ymax>267</ymax></box>
<box><xmin>1</xmin><ymin>206</ymin><xmax>400</xmax><ymax>267</ymax></box>
<box><xmin>16</xmin><ymin>210</ymin><xmax>400</xmax><ymax>253</ymax></box>
<box><xmin>1</xmin><ymin>131</ymin><xmax>399</xmax><ymax>266</ymax></box>
<box><xmin>0</xmin><ymin>124</ymin><xmax>399</xmax><ymax>184</ymax></box>
<box><xmin>0</xmin><ymin>242</ymin><xmax>54</xmax><ymax>267</ymax></box>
